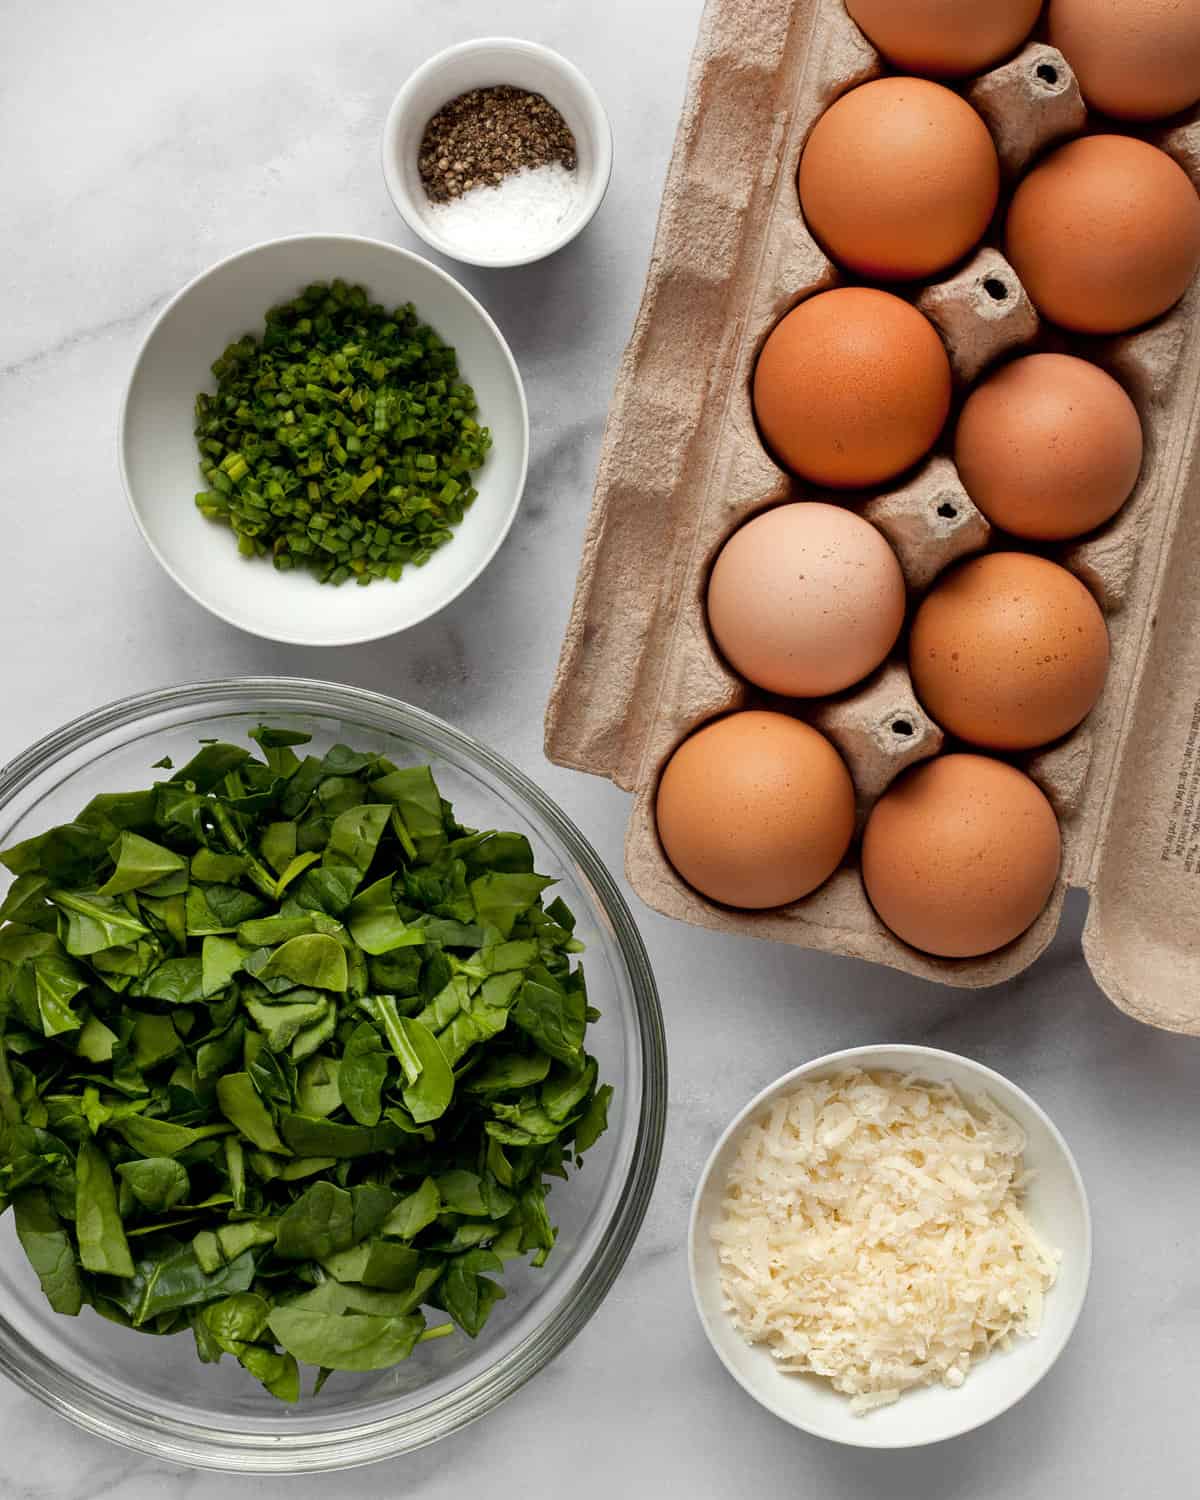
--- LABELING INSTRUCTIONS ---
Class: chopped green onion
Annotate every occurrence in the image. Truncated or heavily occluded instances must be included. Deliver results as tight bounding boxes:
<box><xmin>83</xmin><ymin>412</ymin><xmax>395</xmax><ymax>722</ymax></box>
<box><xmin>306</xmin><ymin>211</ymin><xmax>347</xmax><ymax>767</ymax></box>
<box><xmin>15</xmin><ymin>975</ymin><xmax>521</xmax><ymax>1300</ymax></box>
<box><xmin>193</xmin><ymin>281</ymin><xmax>492</xmax><ymax>586</ymax></box>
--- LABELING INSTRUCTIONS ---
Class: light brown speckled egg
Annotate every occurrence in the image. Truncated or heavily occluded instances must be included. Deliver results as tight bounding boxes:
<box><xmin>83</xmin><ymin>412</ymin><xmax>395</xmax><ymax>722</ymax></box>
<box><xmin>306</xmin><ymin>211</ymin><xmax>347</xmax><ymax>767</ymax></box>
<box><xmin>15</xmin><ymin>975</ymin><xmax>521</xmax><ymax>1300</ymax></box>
<box><xmin>909</xmin><ymin>552</ymin><xmax>1109</xmax><ymax>751</ymax></box>
<box><xmin>753</xmin><ymin>288</ymin><xmax>951</xmax><ymax>488</ymax></box>
<box><xmin>707</xmin><ymin>503</ymin><xmax>906</xmax><ymax>697</ymax></box>
<box><xmin>798</xmin><ymin>78</ymin><xmax>1000</xmax><ymax>281</ymax></box>
<box><xmin>1006</xmin><ymin>135</ymin><xmax>1200</xmax><ymax>334</ymax></box>
<box><xmin>655</xmin><ymin>711</ymin><xmax>855</xmax><ymax>909</ymax></box>
<box><xmin>1049</xmin><ymin>0</ymin><xmax>1200</xmax><ymax>121</ymax></box>
<box><xmin>955</xmin><ymin>354</ymin><xmax>1143</xmax><ymax>541</ymax></box>
<box><xmin>862</xmin><ymin>753</ymin><xmax>1061</xmax><ymax>958</ymax></box>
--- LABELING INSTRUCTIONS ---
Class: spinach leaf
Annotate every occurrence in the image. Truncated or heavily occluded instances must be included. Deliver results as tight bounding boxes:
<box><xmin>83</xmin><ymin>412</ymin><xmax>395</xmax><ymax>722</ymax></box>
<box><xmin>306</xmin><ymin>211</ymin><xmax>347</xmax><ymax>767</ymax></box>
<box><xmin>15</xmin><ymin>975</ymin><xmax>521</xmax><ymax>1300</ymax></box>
<box><xmin>201</xmin><ymin>936</ymin><xmax>243</xmax><ymax>997</ymax></box>
<box><xmin>244</xmin><ymin>995</ymin><xmax>328</xmax><ymax>1053</ymax></box>
<box><xmin>168</xmin><ymin>744</ymin><xmax>252</xmax><ymax>793</ymax></box>
<box><xmin>190</xmin><ymin>849</ymin><xmax>249</xmax><ymax>884</ymax></box>
<box><xmin>323</xmin><ymin>805</ymin><xmax>391</xmax><ymax>879</ymax></box>
<box><xmin>465</xmin><ymin>1052</ymin><xmax>552</xmax><ymax>1095</ymax></box>
<box><xmin>13</xmin><ymin>1188</ymin><xmax>83</xmax><ymax>1314</ymax></box>
<box><xmin>278</xmin><ymin>1112</ymin><xmax>402</xmax><ymax>1159</ymax></box>
<box><xmin>574</xmin><ymin>1084</ymin><xmax>613</xmax><ymax>1154</ymax></box>
<box><xmin>267</xmin><ymin>1303</ymin><xmax>430</xmax><ymax>1372</ymax></box>
<box><xmin>542</xmin><ymin>1057</ymin><xmax>599</xmax><ymax>1123</ymax></box>
<box><xmin>14</xmin><ymin>952</ymin><xmax>87</xmax><ymax>1037</ymax></box>
<box><xmin>289</xmin><ymin>865</ymin><xmax>360</xmax><ymax>918</ymax></box>
<box><xmin>511</xmin><ymin>966</ymin><xmax>586</xmax><ymax>1063</ymax></box>
<box><xmin>238</xmin><ymin>912</ymin><xmax>336</xmax><ymax>947</ymax></box>
<box><xmin>235</xmin><ymin>1343</ymin><xmax>301</xmax><ymax>1403</ymax></box>
<box><xmin>216</xmin><ymin>1073</ymin><xmax>289</xmax><ymax>1154</ymax></box>
<box><xmin>1</xmin><ymin>822</ymin><xmax>111</xmax><ymax>884</ymax></box>
<box><xmin>338</xmin><ymin>1023</ymin><xmax>387</xmax><ymax>1127</ymax></box>
<box><xmin>295</xmin><ymin>1054</ymin><xmax>341</xmax><ymax>1118</ymax></box>
<box><xmin>370</xmin><ymin>766</ymin><xmax>446</xmax><ymax>860</ymax></box>
<box><xmin>469</xmin><ymin>872</ymin><xmax>554</xmax><ymax>939</ymax></box>
<box><xmin>258</xmin><ymin>935</ymin><xmax>348</xmax><ymax>992</ymax></box>
<box><xmin>346</xmin><ymin>875</ymin><xmax>423</xmax><ymax>956</ymax></box>
<box><xmin>134</xmin><ymin>955</ymin><xmax>206</xmax><ymax>1006</ymax></box>
<box><xmin>114</xmin><ymin>1116</ymin><xmax>233</xmax><ymax>1157</ymax></box>
<box><xmin>439</xmin><ymin>1250</ymin><xmax>506</xmax><ymax>1337</ymax></box>
<box><xmin>274</xmin><ymin>1180</ymin><xmax>393</xmax><ymax>1261</ymax></box>
<box><xmin>260</xmin><ymin>820</ymin><xmax>298</xmax><ymax>876</ymax></box>
<box><xmin>107</xmin><ymin>1240</ymin><xmax>257</xmax><ymax>1325</ymax></box>
<box><xmin>99</xmin><ymin>834</ymin><xmax>187</xmax><ymax>897</ymax></box>
<box><xmin>117</xmin><ymin>1157</ymin><xmax>190</xmax><ymax>1212</ymax></box>
<box><xmin>0</xmin><ymin>875</ymin><xmax>51</xmax><ymax>926</ymax></box>
<box><xmin>75</xmin><ymin>1141</ymin><xmax>135</xmax><ymax>1277</ymax></box>
<box><xmin>49</xmin><ymin>889</ymin><xmax>150</xmax><ymax>956</ymax></box>
<box><xmin>186</xmin><ymin>884</ymin><xmax>268</xmax><ymax>936</ymax></box>
<box><xmin>382</xmin><ymin>1177</ymin><xmax>441</xmax><ymax>1239</ymax></box>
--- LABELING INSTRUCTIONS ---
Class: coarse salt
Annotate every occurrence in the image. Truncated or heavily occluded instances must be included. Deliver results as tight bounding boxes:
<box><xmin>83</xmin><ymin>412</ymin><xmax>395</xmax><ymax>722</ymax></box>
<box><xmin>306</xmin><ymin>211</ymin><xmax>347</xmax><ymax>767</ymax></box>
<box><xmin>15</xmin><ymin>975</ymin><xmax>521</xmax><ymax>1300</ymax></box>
<box><xmin>423</xmin><ymin>163</ymin><xmax>581</xmax><ymax>260</ymax></box>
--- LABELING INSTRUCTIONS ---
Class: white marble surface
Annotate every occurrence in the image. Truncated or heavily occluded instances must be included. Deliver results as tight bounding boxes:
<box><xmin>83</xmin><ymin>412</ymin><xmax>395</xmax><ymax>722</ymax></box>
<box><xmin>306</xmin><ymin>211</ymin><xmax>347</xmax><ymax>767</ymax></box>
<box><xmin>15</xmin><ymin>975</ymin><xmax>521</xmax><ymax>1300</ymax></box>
<box><xmin>3</xmin><ymin>2</ymin><xmax>1199</xmax><ymax>1495</ymax></box>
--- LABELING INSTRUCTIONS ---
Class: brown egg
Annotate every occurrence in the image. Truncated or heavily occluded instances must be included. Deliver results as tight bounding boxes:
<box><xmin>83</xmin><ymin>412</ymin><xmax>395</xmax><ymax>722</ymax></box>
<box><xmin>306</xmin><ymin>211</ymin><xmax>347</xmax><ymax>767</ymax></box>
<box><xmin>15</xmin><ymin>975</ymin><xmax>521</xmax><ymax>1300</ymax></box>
<box><xmin>845</xmin><ymin>0</ymin><xmax>1042</xmax><ymax>77</ymax></box>
<box><xmin>707</xmin><ymin>504</ymin><xmax>906</xmax><ymax>696</ymax></box>
<box><xmin>955</xmin><ymin>354</ymin><xmax>1143</xmax><ymax>541</ymax></box>
<box><xmin>655</xmin><ymin>712</ymin><xmax>855</xmax><ymax>909</ymax></box>
<box><xmin>910</xmin><ymin>553</ymin><xmax>1109</xmax><ymax>751</ymax></box>
<box><xmin>1049</xmin><ymin>0</ymin><xmax>1200</xmax><ymax>121</ymax></box>
<box><xmin>798</xmin><ymin>78</ymin><xmax>999</xmax><ymax>280</ymax></box>
<box><xmin>1006</xmin><ymin>135</ymin><xmax>1200</xmax><ymax>334</ymax></box>
<box><xmin>753</xmin><ymin>289</ymin><xmax>951</xmax><ymax>487</ymax></box>
<box><xmin>862</xmin><ymin>754</ymin><xmax>1061</xmax><ymax>958</ymax></box>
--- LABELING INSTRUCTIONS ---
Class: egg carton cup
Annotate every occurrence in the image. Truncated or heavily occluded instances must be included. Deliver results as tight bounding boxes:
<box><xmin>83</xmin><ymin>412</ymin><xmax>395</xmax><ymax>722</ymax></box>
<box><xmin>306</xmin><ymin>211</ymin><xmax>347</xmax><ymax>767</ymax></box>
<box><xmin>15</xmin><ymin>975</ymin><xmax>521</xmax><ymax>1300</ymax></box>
<box><xmin>546</xmin><ymin>0</ymin><xmax>1200</xmax><ymax>1033</ymax></box>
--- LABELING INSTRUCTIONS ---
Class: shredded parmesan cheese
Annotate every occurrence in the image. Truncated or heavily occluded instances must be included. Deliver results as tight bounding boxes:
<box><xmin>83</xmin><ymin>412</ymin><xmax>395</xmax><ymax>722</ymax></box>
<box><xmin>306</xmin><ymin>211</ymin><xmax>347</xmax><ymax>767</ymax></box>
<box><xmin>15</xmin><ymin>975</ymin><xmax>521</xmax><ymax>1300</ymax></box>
<box><xmin>713</xmin><ymin>1068</ymin><xmax>1060</xmax><ymax>1414</ymax></box>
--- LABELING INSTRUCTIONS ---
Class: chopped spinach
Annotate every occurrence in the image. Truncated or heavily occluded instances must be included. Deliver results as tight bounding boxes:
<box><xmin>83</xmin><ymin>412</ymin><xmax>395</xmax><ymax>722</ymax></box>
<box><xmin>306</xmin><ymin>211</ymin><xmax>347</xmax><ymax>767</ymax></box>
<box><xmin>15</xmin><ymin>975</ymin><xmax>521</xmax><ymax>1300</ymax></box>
<box><xmin>0</xmin><ymin>728</ymin><xmax>608</xmax><ymax>1400</ymax></box>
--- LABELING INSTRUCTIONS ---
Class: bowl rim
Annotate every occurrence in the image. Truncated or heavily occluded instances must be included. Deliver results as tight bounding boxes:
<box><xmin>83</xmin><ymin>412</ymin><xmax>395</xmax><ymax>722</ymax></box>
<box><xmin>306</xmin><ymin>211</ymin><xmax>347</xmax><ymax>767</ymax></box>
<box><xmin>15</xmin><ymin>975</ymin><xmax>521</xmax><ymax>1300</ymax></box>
<box><xmin>0</xmin><ymin>677</ymin><xmax>666</xmax><ymax>1471</ymax></box>
<box><xmin>117</xmin><ymin>235</ymin><xmax>530</xmax><ymax>647</ymax></box>
<box><xmin>687</xmin><ymin>1042</ymin><xmax>1093</xmax><ymax>1450</ymax></box>
<box><xmin>381</xmin><ymin>36</ymin><xmax>614</xmax><ymax>269</ymax></box>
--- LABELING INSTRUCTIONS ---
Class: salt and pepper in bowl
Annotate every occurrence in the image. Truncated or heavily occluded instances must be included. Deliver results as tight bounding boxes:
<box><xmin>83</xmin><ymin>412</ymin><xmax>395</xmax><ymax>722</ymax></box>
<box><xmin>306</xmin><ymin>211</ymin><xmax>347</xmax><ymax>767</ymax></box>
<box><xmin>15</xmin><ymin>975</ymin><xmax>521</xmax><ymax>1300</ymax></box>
<box><xmin>382</xmin><ymin>37</ymin><xmax>613</xmax><ymax>269</ymax></box>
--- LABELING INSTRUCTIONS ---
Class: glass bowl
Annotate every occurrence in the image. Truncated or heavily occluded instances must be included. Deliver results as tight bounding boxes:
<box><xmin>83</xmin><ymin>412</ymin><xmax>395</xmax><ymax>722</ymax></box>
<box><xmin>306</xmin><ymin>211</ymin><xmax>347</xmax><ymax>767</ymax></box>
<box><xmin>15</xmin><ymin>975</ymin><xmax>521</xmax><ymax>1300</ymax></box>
<box><xmin>0</xmin><ymin>679</ymin><xmax>665</xmax><ymax>1472</ymax></box>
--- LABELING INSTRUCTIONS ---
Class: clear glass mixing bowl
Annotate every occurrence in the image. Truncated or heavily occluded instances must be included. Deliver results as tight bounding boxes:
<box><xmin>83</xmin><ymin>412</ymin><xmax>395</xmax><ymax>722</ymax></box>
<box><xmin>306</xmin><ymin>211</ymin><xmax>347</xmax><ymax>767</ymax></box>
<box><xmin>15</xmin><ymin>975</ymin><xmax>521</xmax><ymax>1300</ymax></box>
<box><xmin>0</xmin><ymin>679</ymin><xmax>665</xmax><ymax>1472</ymax></box>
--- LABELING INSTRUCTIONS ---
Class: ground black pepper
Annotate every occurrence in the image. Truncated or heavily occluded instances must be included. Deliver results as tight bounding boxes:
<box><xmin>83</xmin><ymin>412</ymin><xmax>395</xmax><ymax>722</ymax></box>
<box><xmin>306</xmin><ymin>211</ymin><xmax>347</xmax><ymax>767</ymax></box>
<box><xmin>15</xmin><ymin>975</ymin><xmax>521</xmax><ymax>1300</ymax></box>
<box><xmin>418</xmin><ymin>85</ymin><xmax>577</xmax><ymax>203</ymax></box>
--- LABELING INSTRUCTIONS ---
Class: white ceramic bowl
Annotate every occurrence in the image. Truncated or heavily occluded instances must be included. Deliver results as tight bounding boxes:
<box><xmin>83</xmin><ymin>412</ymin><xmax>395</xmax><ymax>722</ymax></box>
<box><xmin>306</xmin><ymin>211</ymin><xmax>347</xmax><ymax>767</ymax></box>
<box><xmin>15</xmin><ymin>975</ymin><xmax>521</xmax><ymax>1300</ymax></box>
<box><xmin>689</xmin><ymin>1045</ymin><xmax>1091</xmax><ymax>1449</ymax></box>
<box><xmin>382</xmin><ymin>37</ymin><xmax>613</xmax><ymax>269</ymax></box>
<box><xmin>120</xmin><ymin>234</ymin><xmax>528</xmax><ymax>646</ymax></box>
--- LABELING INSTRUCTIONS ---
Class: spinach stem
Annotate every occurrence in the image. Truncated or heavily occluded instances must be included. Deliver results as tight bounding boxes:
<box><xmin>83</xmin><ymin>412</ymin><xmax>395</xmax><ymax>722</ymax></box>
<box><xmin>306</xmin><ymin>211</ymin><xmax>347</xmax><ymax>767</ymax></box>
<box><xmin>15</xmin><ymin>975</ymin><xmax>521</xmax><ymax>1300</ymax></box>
<box><xmin>417</xmin><ymin>1322</ymin><xmax>454</xmax><ymax>1343</ymax></box>
<box><xmin>209</xmin><ymin>804</ymin><xmax>278</xmax><ymax>899</ymax></box>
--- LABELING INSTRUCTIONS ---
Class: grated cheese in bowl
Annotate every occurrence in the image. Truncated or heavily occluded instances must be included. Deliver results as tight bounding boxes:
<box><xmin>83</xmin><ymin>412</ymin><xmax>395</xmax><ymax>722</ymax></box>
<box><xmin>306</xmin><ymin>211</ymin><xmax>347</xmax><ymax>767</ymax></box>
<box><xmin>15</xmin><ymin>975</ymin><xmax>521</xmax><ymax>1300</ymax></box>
<box><xmin>712</xmin><ymin>1068</ymin><xmax>1061</xmax><ymax>1415</ymax></box>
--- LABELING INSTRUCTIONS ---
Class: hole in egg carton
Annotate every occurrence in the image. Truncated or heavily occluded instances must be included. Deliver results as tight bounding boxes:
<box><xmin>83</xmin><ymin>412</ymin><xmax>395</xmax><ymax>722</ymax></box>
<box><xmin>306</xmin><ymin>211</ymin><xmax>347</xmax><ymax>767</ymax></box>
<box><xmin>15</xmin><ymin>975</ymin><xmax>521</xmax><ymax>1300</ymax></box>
<box><xmin>917</xmin><ymin>248</ymin><xmax>1039</xmax><ymax>386</ymax></box>
<box><xmin>862</xmin><ymin>456</ymin><xmax>992</xmax><ymax>594</ymax></box>
<box><xmin>810</xmin><ymin>660</ymin><xmax>943</xmax><ymax>813</ymax></box>
<box><xmin>967</xmin><ymin>42</ymin><xmax>1086</xmax><ymax>180</ymax></box>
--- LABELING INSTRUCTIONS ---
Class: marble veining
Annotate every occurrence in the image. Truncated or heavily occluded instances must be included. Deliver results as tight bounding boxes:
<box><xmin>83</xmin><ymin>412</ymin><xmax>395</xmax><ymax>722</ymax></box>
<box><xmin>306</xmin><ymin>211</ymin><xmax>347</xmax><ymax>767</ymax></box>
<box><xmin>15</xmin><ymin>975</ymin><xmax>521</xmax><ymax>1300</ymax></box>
<box><xmin>3</xmin><ymin>2</ymin><xmax>1200</xmax><ymax>1496</ymax></box>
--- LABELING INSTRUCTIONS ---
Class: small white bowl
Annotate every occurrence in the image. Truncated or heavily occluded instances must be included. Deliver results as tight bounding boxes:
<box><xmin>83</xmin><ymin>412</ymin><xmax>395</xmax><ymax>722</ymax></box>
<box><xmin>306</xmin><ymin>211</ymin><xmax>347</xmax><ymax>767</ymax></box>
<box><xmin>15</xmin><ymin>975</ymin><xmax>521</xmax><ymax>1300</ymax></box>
<box><xmin>120</xmin><ymin>234</ymin><xmax>528</xmax><ymax>646</ymax></box>
<box><xmin>689</xmin><ymin>1045</ymin><xmax>1091</xmax><ymax>1449</ymax></box>
<box><xmin>382</xmin><ymin>37</ymin><xmax>613</xmax><ymax>269</ymax></box>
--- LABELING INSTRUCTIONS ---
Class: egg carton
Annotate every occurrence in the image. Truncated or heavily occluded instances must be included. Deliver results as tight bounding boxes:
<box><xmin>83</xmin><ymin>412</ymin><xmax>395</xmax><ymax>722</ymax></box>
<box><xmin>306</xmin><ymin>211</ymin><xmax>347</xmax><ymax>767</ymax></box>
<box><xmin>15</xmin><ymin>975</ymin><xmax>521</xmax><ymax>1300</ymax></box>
<box><xmin>546</xmin><ymin>0</ymin><xmax>1200</xmax><ymax>1033</ymax></box>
